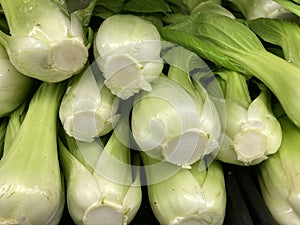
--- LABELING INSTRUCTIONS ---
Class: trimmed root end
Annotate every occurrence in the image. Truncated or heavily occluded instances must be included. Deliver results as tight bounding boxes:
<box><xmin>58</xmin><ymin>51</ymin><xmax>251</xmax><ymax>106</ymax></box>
<box><xmin>162</xmin><ymin>130</ymin><xmax>208</xmax><ymax>168</ymax></box>
<box><xmin>234</xmin><ymin>130</ymin><xmax>268</xmax><ymax>163</ymax></box>
<box><xmin>63</xmin><ymin>111</ymin><xmax>107</xmax><ymax>142</ymax></box>
<box><xmin>84</xmin><ymin>204</ymin><xmax>126</xmax><ymax>225</ymax></box>
<box><xmin>50</xmin><ymin>39</ymin><xmax>88</xmax><ymax>74</ymax></box>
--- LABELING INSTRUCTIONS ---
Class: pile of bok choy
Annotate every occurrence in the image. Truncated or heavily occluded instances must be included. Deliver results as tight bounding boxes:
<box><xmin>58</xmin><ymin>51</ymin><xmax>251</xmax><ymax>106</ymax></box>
<box><xmin>2</xmin><ymin>0</ymin><xmax>300</xmax><ymax>224</ymax></box>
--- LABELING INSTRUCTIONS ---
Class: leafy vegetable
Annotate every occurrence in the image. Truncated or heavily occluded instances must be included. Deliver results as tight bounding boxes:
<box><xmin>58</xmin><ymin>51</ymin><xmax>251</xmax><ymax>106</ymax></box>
<box><xmin>191</xmin><ymin>1</ymin><xmax>236</xmax><ymax>18</ymax></box>
<box><xmin>59</xmin><ymin>63</ymin><xmax>120</xmax><ymax>142</ymax></box>
<box><xmin>215</xmin><ymin>70</ymin><xmax>282</xmax><ymax>165</ymax></box>
<box><xmin>163</xmin><ymin>0</ymin><xmax>235</xmax><ymax>24</ymax></box>
<box><xmin>141</xmin><ymin>152</ymin><xmax>226</xmax><ymax>225</ymax></box>
<box><xmin>0</xmin><ymin>0</ymin><xmax>94</xmax><ymax>82</ymax></box>
<box><xmin>247</xmin><ymin>17</ymin><xmax>300</xmax><ymax>67</ymax></box>
<box><xmin>1</xmin><ymin>0</ymin><xmax>299</xmax><ymax>222</ymax></box>
<box><xmin>273</xmin><ymin>0</ymin><xmax>300</xmax><ymax>17</ymax></box>
<box><xmin>132</xmin><ymin>44</ymin><xmax>222</xmax><ymax>168</ymax></box>
<box><xmin>58</xmin><ymin>115</ymin><xmax>142</xmax><ymax>225</ymax></box>
<box><xmin>258</xmin><ymin>104</ymin><xmax>300</xmax><ymax>225</ymax></box>
<box><xmin>92</xmin><ymin>0</ymin><xmax>125</xmax><ymax>19</ymax></box>
<box><xmin>166</xmin><ymin>0</ymin><xmax>222</xmax><ymax>14</ymax></box>
<box><xmin>159</xmin><ymin>12</ymin><xmax>300</xmax><ymax>128</ymax></box>
<box><xmin>122</xmin><ymin>0</ymin><xmax>171</xmax><ymax>14</ymax></box>
<box><xmin>93</xmin><ymin>14</ymin><xmax>163</xmax><ymax>100</ymax></box>
<box><xmin>0</xmin><ymin>81</ymin><xmax>66</xmax><ymax>225</ymax></box>
<box><xmin>228</xmin><ymin>0</ymin><xmax>294</xmax><ymax>19</ymax></box>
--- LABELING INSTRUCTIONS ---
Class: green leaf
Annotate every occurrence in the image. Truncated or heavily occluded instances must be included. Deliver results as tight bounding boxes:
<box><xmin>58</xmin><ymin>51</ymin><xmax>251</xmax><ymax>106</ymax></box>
<box><xmin>248</xmin><ymin>18</ymin><xmax>300</xmax><ymax>67</ymax></box>
<box><xmin>92</xmin><ymin>0</ymin><xmax>125</xmax><ymax>19</ymax></box>
<box><xmin>160</xmin><ymin>12</ymin><xmax>265</xmax><ymax>72</ymax></box>
<box><xmin>165</xmin><ymin>0</ymin><xmax>191</xmax><ymax>14</ymax></box>
<box><xmin>92</xmin><ymin>6</ymin><xmax>117</xmax><ymax>19</ymax></box>
<box><xmin>122</xmin><ymin>0</ymin><xmax>171</xmax><ymax>13</ymax></box>
<box><xmin>96</xmin><ymin>0</ymin><xmax>125</xmax><ymax>13</ymax></box>
<box><xmin>159</xmin><ymin>12</ymin><xmax>300</xmax><ymax>129</ymax></box>
<box><xmin>274</xmin><ymin>0</ymin><xmax>300</xmax><ymax>17</ymax></box>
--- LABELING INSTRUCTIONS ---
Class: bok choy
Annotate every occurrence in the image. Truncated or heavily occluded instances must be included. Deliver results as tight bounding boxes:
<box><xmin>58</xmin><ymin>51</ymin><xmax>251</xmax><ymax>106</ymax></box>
<box><xmin>59</xmin><ymin>63</ymin><xmax>120</xmax><ymax>142</ymax></box>
<box><xmin>215</xmin><ymin>70</ymin><xmax>281</xmax><ymax>165</ymax></box>
<box><xmin>131</xmin><ymin>43</ymin><xmax>222</xmax><ymax>168</ymax></box>
<box><xmin>0</xmin><ymin>81</ymin><xmax>66</xmax><ymax>225</ymax></box>
<box><xmin>0</xmin><ymin>0</ymin><xmax>94</xmax><ymax>82</ymax></box>
<box><xmin>93</xmin><ymin>14</ymin><xmax>163</xmax><ymax>100</ymax></box>
<box><xmin>159</xmin><ymin>11</ymin><xmax>300</xmax><ymax>128</ymax></box>
<box><xmin>141</xmin><ymin>152</ymin><xmax>226</xmax><ymax>225</ymax></box>
<box><xmin>258</xmin><ymin>104</ymin><xmax>300</xmax><ymax>225</ymax></box>
<box><xmin>247</xmin><ymin>17</ymin><xmax>300</xmax><ymax>67</ymax></box>
<box><xmin>58</xmin><ymin>114</ymin><xmax>142</xmax><ymax>225</ymax></box>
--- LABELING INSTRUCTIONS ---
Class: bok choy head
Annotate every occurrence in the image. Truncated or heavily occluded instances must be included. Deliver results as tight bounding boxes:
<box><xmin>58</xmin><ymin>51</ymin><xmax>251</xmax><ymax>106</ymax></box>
<box><xmin>131</xmin><ymin>43</ymin><xmax>224</xmax><ymax>168</ymax></box>
<box><xmin>141</xmin><ymin>152</ymin><xmax>226</xmax><ymax>225</ymax></box>
<box><xmin>0</xmin><ymin>0</ymin><xmax>96</xmax><ymax>82</ymax></box>
<box><xmin>59</xmin><ymin>63</ymin><xmax>120</xmax><ymax>143</ymax></box>
<box><xmin>0</xmin><ymin>81</ymin><xmax>66</xmax><ymax>225</ymax></box>
<box><xmin>258</xmin><ymin>104</ymin><xmax>300</xmax><ymax>224</ymax></box>
<box><xmin>93</xmin><ymin>14</ymin><xmax>163</xmax><ymax>100</ymax></box>
<box><xmin>58</xmin><ymin>114</ymin><xmax>142</xmax><ymax>225</ymax></box>
<box><xmin>215</xmin><ymin>70</ymin><xmax>282</xmax><ymax>165</ymax></box>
